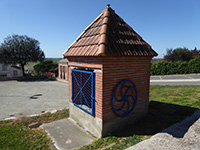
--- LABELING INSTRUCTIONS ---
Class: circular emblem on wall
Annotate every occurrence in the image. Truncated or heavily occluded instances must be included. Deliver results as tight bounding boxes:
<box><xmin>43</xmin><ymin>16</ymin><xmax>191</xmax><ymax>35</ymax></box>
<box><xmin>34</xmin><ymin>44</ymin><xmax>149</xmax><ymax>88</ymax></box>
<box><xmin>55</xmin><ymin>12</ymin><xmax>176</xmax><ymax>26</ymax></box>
<box><xmin>111</xmin><ymin>79</ymin><xmax>137</xmax><ymax>117</ymax></box>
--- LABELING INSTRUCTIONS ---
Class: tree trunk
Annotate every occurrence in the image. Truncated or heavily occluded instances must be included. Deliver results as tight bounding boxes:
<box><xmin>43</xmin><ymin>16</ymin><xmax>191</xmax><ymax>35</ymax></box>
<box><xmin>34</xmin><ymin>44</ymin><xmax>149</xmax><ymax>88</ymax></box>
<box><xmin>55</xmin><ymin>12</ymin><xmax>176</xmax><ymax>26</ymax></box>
<box><xmin>21</xmin><ymin>64</ymin><xmax>25</xmax><ymax>76</ymax></box>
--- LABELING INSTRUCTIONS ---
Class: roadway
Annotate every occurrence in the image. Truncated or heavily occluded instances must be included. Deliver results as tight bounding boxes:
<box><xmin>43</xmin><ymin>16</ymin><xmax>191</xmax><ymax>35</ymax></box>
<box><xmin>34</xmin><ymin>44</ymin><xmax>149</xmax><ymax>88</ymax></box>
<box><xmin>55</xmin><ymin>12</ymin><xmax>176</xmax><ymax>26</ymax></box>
<box><xmin>150</xmin><ymin>74</ymin><xmax>200</xmax><ymax>85</ymax></box>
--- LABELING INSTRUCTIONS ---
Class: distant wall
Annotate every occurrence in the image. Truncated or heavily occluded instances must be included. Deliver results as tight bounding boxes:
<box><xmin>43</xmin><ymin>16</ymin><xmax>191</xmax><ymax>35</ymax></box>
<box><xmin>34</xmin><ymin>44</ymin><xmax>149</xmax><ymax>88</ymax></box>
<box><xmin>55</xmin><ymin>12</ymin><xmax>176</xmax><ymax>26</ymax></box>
<box><xmin>58</xmin><ymin>63</ymin><xmax>69</xmax><ymax>81</ymax></box>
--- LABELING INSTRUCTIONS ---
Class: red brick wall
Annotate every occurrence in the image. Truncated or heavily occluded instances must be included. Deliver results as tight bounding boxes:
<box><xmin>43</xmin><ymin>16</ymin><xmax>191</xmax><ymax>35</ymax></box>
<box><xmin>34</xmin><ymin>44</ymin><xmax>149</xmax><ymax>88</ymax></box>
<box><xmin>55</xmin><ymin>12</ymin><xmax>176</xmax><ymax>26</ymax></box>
<box><xmin>102</xmin><ymin>57</ymin><xmax>152</xmax><ymax>122</ymax></box>
<box><xmin>68</xmin><ymin>67</ymin><xmax>72</xmax><ymax>102</ymax></box>
<box><xmin>67</xmin><ymin>57</ymin><xmax>103</xmax><ymax>119</ymax></box>
<box><xmin>67</xmin><ymin>56</ymin><xmax>152</xmax><ymax>122</ymax></box>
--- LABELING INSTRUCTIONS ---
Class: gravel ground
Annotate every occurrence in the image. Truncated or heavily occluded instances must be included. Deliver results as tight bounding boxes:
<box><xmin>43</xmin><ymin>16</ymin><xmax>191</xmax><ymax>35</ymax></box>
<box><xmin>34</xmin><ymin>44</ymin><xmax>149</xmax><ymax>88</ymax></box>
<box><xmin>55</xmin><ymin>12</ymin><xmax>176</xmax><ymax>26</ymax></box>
<box><xmin>0</xmin><ymin>80</ymin><xmax>69</xmax><ymax>120</ymax></box>
<box><xmin>127</xmin><ymin>109</ymin><xmax>200</xmax><ymax>150</ymax></box>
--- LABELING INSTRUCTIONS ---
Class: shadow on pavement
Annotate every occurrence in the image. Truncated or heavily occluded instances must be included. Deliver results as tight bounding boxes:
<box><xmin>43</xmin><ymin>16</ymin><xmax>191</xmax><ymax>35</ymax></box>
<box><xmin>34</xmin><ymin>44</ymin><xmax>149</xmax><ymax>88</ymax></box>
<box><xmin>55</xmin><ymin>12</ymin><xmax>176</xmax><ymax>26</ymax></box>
<box><xmin>30</xmin><ymin>94</ymin><xmax>42</xmax><ymax>99</ymax></box>
<box><xmin>111</xmin><ymin>101</ymin><xmax>198</xmax><ymax>138</ymax></box>
<box><xmin>17</xmin><ymin>76</ymin><xmax>57</xmax><ymax>82</ymax></box>
<box><xmin>0</xmin><ymin>76</ymin><xmax>57</xmax><ymax>82</ymax></box>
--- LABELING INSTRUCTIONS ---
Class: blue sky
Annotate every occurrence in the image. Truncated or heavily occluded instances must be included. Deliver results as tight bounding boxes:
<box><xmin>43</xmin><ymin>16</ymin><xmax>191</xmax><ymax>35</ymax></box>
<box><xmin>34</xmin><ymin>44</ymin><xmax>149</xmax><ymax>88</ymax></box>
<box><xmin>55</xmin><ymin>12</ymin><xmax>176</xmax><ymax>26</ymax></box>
<box><xmin>0</xmin><ymin>0</ymin><xmax>199</xmax><ymax>58</ymax></box>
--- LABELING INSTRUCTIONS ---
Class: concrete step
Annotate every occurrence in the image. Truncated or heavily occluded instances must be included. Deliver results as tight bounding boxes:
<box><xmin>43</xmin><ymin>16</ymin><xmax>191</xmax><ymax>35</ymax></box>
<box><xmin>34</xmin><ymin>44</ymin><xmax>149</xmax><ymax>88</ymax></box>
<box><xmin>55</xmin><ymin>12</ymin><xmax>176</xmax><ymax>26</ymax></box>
<box><xmin>41</xmin><ymin>118</ymin><xmax>95</xmax><ymax>150</ymax></box>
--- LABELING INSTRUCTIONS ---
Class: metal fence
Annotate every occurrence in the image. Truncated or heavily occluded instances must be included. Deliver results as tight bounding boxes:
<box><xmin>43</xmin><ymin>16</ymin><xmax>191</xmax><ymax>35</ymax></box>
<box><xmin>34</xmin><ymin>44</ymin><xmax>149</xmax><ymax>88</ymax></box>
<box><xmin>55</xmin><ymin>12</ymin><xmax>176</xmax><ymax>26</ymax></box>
<box><xmin>71</xmin><ymin>69</ymin><xmax>95</xmax><ymax>115</ymax></box>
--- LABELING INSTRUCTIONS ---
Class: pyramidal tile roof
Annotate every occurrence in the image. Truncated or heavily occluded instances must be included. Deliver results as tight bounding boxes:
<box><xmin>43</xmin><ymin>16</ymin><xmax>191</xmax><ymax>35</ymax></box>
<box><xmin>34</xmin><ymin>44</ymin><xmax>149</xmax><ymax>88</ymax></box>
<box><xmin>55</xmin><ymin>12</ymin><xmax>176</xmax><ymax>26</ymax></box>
<box><xmin>63</xmin><ymin>4</ymin><xmax>158</xmax><ymax>57</ymax></box>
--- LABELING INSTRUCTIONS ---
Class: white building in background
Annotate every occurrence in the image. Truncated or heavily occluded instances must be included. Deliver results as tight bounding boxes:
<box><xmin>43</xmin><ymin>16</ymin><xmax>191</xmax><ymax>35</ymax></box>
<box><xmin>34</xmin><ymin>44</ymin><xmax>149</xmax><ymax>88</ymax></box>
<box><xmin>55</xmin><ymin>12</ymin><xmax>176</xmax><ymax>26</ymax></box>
<box><xmin>0</xmin><ymin>64</ymin><xmax>23</xmax><ymax>78</ymax></box>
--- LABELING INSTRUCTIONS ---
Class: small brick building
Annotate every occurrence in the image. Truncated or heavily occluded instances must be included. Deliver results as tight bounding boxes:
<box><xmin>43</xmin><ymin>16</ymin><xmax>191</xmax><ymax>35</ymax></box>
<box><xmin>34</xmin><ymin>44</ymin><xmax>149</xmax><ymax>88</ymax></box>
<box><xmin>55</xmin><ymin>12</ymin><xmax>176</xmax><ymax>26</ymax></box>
<box><xmin>63</xmin><ymin>4</ymin><xmax>158</xmax><ymax>138</ymax></box>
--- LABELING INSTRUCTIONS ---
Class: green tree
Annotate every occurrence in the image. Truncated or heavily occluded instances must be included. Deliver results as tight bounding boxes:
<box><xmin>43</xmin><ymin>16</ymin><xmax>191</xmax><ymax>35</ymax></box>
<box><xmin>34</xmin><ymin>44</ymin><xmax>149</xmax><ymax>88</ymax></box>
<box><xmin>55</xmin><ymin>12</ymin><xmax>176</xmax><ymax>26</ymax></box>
<box><xmin>0</xmin><ymin>34</ymin><xmax>45</xmax><ymax>76</ymax></box>
<box><xmin>191</xmin><ymin>47</ymin><xmax>200</xmax><ymax>58</ymax></box>
<box><xmin>164</xmin><ymin>47</ymin><xmax>192</xmax><ymax>62</ymax></box>
<box><xmin>34</xmin><ymin>61</ymin><xmax>58</xmax><ymax>76</ymax></box>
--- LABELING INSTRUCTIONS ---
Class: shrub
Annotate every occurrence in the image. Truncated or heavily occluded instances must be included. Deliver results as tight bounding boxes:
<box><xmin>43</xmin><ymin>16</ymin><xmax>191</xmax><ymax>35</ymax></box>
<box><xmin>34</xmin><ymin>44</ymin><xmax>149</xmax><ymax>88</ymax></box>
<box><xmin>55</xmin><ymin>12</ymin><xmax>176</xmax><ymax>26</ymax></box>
<box><xmin>188</xmin><ymin>56</ymin><xmax>200</xmax><ymax>73</ymax></box>
<box><xmin>151</xmin><ymin>61</ymin><xmax>167</xmax><ymax>75</ymax></box>
<box><xmin>176</xmin><ymin>61</ymin><xmax>189</xmax><ymax>74</ymax></box>
<box><xmin>151</xmin><ymin>61</ymin><xmax>189</xmax><ymax>75</ymax></box>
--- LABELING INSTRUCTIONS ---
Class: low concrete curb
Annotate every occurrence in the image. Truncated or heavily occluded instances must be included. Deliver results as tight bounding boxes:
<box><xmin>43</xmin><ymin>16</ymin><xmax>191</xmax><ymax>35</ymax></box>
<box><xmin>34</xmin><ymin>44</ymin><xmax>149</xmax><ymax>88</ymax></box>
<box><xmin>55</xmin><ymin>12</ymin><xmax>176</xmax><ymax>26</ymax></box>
<box><xmin>127</xmin><ymin>109</ymin><xmax>200</xmax><ymax>150</ymax></box>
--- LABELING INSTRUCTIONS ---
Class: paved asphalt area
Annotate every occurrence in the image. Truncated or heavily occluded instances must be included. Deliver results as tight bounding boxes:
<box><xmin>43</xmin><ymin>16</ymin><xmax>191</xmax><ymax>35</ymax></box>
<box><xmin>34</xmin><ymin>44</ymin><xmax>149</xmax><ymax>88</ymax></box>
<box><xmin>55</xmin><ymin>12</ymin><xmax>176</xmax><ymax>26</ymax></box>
<box><xmin>150</xmin><ymin>74</ymin><xmax>200</xmax><ymax>85</ymax></box>
<box><xmin>0</xmin><ymin>80</ymin><xmax>68</xmax><ymax>120</ymax></box>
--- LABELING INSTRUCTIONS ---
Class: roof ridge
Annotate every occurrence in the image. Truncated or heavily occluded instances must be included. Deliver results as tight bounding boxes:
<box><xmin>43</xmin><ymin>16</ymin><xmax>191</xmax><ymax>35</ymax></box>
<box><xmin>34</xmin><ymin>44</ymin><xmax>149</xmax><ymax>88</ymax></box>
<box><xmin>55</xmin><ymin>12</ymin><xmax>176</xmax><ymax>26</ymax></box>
<box><xmin>97</xmin><ymin>7</ymin><xmax>110</xmax><ymax>56</ymax></box>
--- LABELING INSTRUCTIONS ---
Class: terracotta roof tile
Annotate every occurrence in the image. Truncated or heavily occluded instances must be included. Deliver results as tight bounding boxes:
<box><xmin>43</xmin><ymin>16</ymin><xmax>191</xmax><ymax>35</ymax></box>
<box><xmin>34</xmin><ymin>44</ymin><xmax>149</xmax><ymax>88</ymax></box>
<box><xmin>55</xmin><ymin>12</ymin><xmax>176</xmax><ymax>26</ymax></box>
<box><xmin>63</xmin><ymin>5</ymin><xmax>158</xmax><ymax>57</ymax></box>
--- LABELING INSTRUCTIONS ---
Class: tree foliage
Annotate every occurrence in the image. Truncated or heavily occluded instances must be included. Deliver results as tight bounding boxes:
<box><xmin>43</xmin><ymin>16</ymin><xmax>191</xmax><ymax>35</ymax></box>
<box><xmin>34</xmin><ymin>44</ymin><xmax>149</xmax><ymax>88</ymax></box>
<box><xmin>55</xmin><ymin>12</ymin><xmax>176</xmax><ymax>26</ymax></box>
<box><xmin>34</xmin><ymin>61</ymin><xmax>58</xmax><ymax>76</ymax></box>
<box><xmin>164</xmin><ymin>47</ymin><xmax>200</xmax><ymax>62</ymax></box>
<box><xmin>0</xmin><ymin>34</ymin><xmax>45</xmax><ymax>76</ymax></box>
<box><xmin>191</xmin><ymin>47</ymin><xmax>200</xmax><ymax>58</ymax></box>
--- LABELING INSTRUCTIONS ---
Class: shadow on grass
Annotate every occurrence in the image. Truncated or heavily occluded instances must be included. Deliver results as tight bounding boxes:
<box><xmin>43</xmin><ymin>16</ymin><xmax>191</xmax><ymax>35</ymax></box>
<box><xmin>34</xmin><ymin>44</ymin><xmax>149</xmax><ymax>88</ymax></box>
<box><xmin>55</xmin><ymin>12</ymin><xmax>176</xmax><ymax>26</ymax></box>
<box><xmin>111</xmin><ymin>101</ymin><xmax>198</xmax><ymax>137</ymax></box>
<box><xmin>161</xmin><ymin>109</ymin><xmax>200</xmax><ymax>138</ymax></box>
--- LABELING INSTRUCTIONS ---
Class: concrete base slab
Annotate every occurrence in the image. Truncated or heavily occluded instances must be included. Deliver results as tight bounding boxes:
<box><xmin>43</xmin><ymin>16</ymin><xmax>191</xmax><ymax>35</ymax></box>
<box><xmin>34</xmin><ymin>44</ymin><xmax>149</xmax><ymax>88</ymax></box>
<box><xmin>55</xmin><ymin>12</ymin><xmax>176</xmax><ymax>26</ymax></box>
<box><xmin>41</xmin><ymin>118</ymin><xmax>95</xmax><ymax>150</ymax></box>
<box><xmin>69</xmin><ymin>103</ymin><xmax>102</xmax><ymax>138</ymax></box>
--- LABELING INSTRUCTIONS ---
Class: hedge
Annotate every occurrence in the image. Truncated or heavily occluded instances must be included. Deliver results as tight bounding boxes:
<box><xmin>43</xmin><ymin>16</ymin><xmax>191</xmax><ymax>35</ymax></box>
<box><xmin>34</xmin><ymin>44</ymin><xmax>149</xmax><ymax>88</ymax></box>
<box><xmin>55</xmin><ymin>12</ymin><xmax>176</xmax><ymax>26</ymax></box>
<box><xmin>151</xmin><ymin>56</ymin><xmax>200</xmax><ymax>75</ymax></box>
<box><xmin>188</xmin><ymin>56</ymin><xmax>200</xmax><ymax>73</ymax></box>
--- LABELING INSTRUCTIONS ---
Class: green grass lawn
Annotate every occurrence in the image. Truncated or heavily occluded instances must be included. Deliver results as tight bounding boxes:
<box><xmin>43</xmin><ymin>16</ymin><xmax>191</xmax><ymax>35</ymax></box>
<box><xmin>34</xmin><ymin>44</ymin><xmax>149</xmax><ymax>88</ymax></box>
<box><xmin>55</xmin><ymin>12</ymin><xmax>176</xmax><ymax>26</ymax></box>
<box><xmin>0</xmin><ymin>86</ymin><xmax>200</xmax><ymax>150</ymax></box>
<box><xmin>150</xmin><ymin>85</ymin><xmax>200</xmax><ymax>108</ymax></box>
<box><xmin>0</xmin><ymin>109</ymin><xmax>69</xmax><ymax>150</ymax></box>
<box><xmin>0</xmin><ymin>123</ymin><xmax>52</xmax><ymax>150</ymax></box>
<box><xmin>78</xmin><ymin>85</ymin><xmax>200</xmax><ymax>150</ymax></box>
